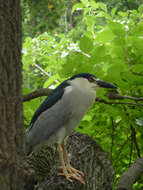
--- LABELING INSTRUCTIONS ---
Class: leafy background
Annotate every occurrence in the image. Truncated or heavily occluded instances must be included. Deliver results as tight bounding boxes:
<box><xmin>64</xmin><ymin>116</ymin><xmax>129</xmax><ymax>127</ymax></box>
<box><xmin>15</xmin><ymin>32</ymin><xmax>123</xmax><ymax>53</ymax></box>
<box><xmin>22</xmin><ymin>0</ymin><xmax>143</xmax><ymax>189</ymax></box>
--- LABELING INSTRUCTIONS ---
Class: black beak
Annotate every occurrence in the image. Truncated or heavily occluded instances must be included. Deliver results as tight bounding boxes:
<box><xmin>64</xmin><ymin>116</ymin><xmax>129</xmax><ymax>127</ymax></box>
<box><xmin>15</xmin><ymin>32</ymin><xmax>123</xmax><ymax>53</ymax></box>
<box><xmin>96</xmin><ymin>80</ymin><xmax>117</xmax><ymax>89</ymax></box>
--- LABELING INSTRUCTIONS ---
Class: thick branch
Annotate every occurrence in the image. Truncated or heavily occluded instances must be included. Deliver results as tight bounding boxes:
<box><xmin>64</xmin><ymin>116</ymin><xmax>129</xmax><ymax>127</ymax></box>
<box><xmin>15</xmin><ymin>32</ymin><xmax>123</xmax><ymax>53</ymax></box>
<box><xmin>116</xmin><ymin>157</ymin><xmax>143</xmax><ymax>190</ymax></box>
<box><xmin>23</xmin><ymin>88</ymin><xmax>52</xmax><ymax>102</ymax></box>
<box><xmin>25</xmin><ymin>133</ymin><xmax>114</xmax><ymax>190</ymax></box>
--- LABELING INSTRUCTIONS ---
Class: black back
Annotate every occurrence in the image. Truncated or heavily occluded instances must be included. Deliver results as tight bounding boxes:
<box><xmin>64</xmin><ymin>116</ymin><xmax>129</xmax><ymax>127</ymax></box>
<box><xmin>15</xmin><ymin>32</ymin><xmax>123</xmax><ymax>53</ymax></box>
<box><xmin>29</xmin><ymin>81</ymin><xmax>69</xmax><ymax>128</ymax></box>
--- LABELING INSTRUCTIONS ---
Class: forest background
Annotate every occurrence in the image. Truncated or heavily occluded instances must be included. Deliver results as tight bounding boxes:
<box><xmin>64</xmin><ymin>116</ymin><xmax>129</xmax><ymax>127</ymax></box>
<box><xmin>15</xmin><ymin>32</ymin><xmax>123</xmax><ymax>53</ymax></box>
<box><xmin>22</xmin><ymin>0</ymin><xmax>143</xmax><ymax>189</ymax></box>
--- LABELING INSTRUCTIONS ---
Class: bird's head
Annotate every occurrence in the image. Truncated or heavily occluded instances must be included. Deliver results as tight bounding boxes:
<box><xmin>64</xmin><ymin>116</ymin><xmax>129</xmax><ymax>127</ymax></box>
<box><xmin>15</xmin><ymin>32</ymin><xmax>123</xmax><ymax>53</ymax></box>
<box><xmin>68</xmin><ymin>73</ymin><xmax>117</xmax><ymax>93</ymax></box>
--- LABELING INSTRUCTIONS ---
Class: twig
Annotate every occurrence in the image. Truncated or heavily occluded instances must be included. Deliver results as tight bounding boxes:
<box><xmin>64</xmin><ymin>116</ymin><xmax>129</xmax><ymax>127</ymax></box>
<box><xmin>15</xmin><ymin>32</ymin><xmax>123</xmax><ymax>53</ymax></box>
<box><xmin>95</xmin><ymin>98</ymin><xmax>143</xmax><ymax>106</ymax></box>
<box><xmin>132</xmin><ymin>71</ymin><xmax>143</xmax><ymax>77</ymax></box>
<box><xmin>123</xmin><ymin>107</ymin><xmax>141</xmax><ymax>159</ymax></box>
<box><xmin>114</xmin><ymin>135</ymin><xmax>130</xmax><ymax>164</ymax></box>
<box><xmin>110</xmin><ymin>117</ymin><xmax>115</xmax><ymax>160</ymax></box>
<box><xmin>130</xmin><ymin>125</ymin><xmax>141</xmax><ymax>158</ymax></box>
<box><xmin>129</xmin><ymin>132</ymin><xmax>133</xmax><ymax>166</ymax></box>
<box><xmin>34</xmin><ymin>63</ymin><xmax>50</xmax><ymax>77</ymax></box>
<box><xmin>105</xmin><ymin>92</ymin><xmax>143</xmax><ymax>101</ymax></box>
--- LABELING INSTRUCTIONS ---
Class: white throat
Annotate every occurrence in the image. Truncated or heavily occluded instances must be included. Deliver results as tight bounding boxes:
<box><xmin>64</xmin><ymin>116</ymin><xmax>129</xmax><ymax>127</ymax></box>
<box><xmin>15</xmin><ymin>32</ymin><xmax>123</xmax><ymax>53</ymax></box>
<box><xmin>68</xmin><ymin>78</ymin><xmax>96</xmax><ymax>99</ymax></box>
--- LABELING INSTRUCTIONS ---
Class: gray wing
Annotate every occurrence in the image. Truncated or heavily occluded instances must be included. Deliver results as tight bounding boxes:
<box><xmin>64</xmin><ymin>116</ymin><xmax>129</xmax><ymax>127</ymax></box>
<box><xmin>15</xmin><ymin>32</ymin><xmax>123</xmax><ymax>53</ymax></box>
<box><xmin>27</xmin><ymin>93</ymin><xmax>72</xmax><ymax>149</ymax></box>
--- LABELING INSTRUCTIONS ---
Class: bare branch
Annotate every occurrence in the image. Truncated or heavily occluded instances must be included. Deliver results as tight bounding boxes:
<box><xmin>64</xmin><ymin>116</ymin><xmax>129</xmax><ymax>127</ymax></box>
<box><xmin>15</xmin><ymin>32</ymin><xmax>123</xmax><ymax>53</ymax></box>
<box><xmin>123</xmin><ymin>107</ymin><xmax>141</xmax><ymax>158</ymax></box>
<box><xmin>95</xmin><ymin>98</ymin><xmax>143</xmax><ymax>106</ymax></box>
<box><xmin>132</xmin><ymin>71</ymin><xmax>143</xmax><ymax>77</ymax></box>
<box><xmin>114</xmin><ymin>136</ymin><xmax>130</xmax><ymax>166</ymax></box>
<box><xmin>105</xmin><ymin>91</ymin><xmax>143</xmax><ymax>101</ymax></box>
<box><xmin>130</xmin><ymin>125</ymin><xmax>141</xmax><ymax>158</ymax></box>
<box><xmin>34</xmin><ymin>63</ymin><xmax>50</xmax><ymax>77</ymax></box>
<box><xmin>116</xmin><ymin>157</ymin><xmax>143</xmax><ymax>190</ymax></box>
<box><xmin>23</xmin><ymin>88</ymin><xmax>52</xmax><ymax>102</ymax></box>
<box><xmin>129</xmin><ymin>132</ymin><xmax>133</xmax><ymax>166</ymax></box>
<box><xmin>110</xmin><ymin>117</ymin><xmax>115</xmax><ymax>160</ymax></box>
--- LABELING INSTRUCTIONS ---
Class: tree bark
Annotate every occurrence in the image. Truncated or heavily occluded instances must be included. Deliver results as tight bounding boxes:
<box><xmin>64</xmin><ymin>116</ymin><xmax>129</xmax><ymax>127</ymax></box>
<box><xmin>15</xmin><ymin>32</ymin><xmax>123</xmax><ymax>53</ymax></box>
<box><xmin>26</xmin><ymin>133</ymin><xmax>114</xmax><ymax>190</ymax></box>
<box><xmin>0</xmin><ymin>0</ymin><xmax>26</xmax><ymax>189</ymax></box>
<box><xmin>116</xmin><ymin>157</ymin><xmax>143</xmax><ymax>190</ymax></box>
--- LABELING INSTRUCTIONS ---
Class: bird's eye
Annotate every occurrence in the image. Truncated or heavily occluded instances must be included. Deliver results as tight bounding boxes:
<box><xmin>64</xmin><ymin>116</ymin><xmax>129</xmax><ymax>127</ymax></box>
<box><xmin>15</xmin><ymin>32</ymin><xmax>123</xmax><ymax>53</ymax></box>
<box><xmin>88</xmin><ymin>76</ymin><xmax>94</xmax><ymax>82</ymax></box>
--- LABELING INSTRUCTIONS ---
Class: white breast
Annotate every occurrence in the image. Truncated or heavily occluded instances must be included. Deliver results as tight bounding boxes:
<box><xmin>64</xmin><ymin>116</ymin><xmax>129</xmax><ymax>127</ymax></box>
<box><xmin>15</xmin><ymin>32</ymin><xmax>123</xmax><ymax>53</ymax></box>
<box><xmin>64</xmin><ymin>81</ymin><xmax>96</xmax><ymax>124</ymax></box>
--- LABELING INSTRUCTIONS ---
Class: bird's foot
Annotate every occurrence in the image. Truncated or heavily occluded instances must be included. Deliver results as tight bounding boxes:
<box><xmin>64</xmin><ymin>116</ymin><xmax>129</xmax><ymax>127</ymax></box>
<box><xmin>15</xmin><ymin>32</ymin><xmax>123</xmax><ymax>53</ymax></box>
<box><xmin>58</xmin><ymin>165</ymin><xmax>85</xmax><ymax>185</ymax></box>
<box><xmin>66</xmin><ymin>165</ymin><xmax>84</xmax><ymax>177</ymax></box>
<box><xmin>57</xmin><ymin>172</ymin><xmax>85</xmax><ymax>184</ymax></box>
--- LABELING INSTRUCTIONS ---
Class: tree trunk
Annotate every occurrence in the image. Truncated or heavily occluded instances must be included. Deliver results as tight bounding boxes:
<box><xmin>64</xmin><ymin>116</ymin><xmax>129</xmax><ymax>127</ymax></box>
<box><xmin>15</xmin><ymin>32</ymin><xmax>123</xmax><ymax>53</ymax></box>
<box><xmin>0</xmin><ymin>0</ymin><xmax>26</xmax><ymax>189</ymax></box>
<box><xmin>26</xmin><ymin>133</ymin><xmax>114</xmax><ymax>190</ymax></box>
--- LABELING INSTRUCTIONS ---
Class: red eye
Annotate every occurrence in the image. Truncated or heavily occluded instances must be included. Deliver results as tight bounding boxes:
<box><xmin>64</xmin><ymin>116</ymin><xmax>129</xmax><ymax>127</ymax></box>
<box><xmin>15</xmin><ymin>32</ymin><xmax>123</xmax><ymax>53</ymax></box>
<box><xmin>88</xmin><ymin>76</ymin><xmax>94</xmax><ymax>82</ymax></box>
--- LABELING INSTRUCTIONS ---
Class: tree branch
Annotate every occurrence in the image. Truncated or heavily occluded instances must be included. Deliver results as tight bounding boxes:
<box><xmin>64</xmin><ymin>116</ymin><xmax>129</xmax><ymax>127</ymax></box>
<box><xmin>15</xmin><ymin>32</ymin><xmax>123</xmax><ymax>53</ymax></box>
<box><xmin>23</xmin><ymin>88</ymin><xmax>143</xmax><ymax>106</ymax></box>
<box><xmin>114</xmin><ymin>136</ymin><xmax>130</xmax><ymax>167</ymax></box>
<box><xmin>130</xmin><ymin>125</ymin><xmax>141</xmax><ymax>158</ymax></box>
<box><xmin>105</xmin><ymin>91</ymin><xmax>143</xmax><ymax>101</ymax></box>
<box><xmin>23</xmin><ymin>88</ymin><xmax>52</xmax><ymax>102</ymax></box>
<box><xmin>116</xmin><ymin>157</ymin><xmax>143</xmax><ymax>190</ymax></box>
<box><xmin>25</xmin><ymin>133</ymin><xmax>114</xmax><ymax>190</ymax></box>
<box><xmin>123</xmin><ymin>107</ymin><xmax>141</xmax><ymax>159</ymax></box>
<box><xmin>95</xmin><ymin>98</ymin><xmax>143</xmax><ymax>106</ymax></box>
<box><xmin>132</xmin><ymin>71</ymin><xmax>143</xmax><ymax>77</ymax></box>
<box><xmin>34</xmin><ymin>63</ymin><xmax>50</xmax><ymax>77</ymax></box>
<box><xmin>110</xmin><ymin>117</ymin><xmax>115</xmax><ymax>160</ymax></box>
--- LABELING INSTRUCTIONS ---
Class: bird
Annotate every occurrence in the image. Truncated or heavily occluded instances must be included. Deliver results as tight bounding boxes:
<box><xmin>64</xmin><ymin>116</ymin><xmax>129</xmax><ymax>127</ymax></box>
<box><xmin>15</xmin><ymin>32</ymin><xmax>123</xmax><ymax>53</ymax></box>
<box><xmin>26</xmin><ymin>73</ymin><xmax>117</xmax><ymax>184</ymax></box>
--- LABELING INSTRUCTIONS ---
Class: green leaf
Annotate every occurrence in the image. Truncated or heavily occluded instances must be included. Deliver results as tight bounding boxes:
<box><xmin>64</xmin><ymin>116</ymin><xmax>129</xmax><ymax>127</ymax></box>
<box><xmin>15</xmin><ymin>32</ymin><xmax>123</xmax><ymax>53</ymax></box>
<box><xmin>138</xmin><ymin>4</ymin><xmax>143</xmax><ymax>13</ymax></box>
<box><xmin>130</xmin><ymin>64</ymin><xmax>143</xmax><ymax>73</ymax></box>
<box><xmin>97</xmin><ymin>2</ymin><xmax>107</xmax><ymax>12</ymax></box>
<box><xmin>92</xmin><ymin>45</ymin><xmax>106</xmax><ymax>61</ymax></box>
<box><xmin>43</xmin><ymin>74</ymin><xmax>59</xmax><ymax>88</ymax></box>
<box><xmin>96</xmin><ymin>26</ymin><xmax>114</xmax><ymax>43</ymax></box>
<box><xmin>111</xmin><ymin>8</ymin><xmax>117</xmax><ymax>16</ymax></box>
<box><xmin>23</xmin><ymin>88</ymin><xmax>32</xmax><ymax>94</ymax></box>
<box><xmin>71</xmin><ymin>3</ymin><xmax>84</xmax><ymax>14</ymax></box>
<box><xmin>89</xmin><ymin>1</ymin><xmax>99</xmax><ymax>10</ymax></box>
<box><xmin>79</xmin><ymin>36</ymin><xmax>93</xmax><ymax>53</ymax></box>
<box><xmin>81</xmin><ymin>0</ymin><xmax>89</xmax><ymax>7</ymax></box>
<box><xmin>131</xmin><ymin>22</ymin><xmax>143</xmax><ymax>36</ymax></box>
<box><xmin>109</xmin><ymin>22</ymin><xmax>126</xmax><ymax>37</ymax></box>
<box><xmin>118</xmin><ymin>11</ymin><xmax>128</xmax><ymax>18</ymax></box>
<box><xmin>90</xmin><ymin>1</ymin><xmax>107</xmax><ymax>12</ymax></box>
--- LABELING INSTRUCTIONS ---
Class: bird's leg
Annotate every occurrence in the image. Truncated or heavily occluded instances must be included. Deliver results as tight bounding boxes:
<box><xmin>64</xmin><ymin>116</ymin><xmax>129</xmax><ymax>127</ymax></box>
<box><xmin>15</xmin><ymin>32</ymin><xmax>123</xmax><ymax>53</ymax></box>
<box><xmin>57</xmin><ymin>143</ymin><xmax>85</xmax><ymax>184</ymax></box>
<box><xmin>57</xmin><ymin>144</ymin><xmax>73</xmax><ymax>183</ymax></box>
<box><xmin>61</xmin><ymin>141</ymin><xmax>84</xmax><ymax>176</ymax></box>
<box><xmin>61</xmin><ymin>141</ymin><xmax>85</xmax><ymax>184</ymax></box>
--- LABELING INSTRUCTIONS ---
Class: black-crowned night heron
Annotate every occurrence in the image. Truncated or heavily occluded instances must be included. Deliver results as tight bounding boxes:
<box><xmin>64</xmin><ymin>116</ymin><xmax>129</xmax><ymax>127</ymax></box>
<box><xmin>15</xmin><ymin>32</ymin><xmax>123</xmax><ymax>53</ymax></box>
<box><xmin>27</xmin><ymin>73</ymin><xmax>117</xmax><ymax>184</ymax></box>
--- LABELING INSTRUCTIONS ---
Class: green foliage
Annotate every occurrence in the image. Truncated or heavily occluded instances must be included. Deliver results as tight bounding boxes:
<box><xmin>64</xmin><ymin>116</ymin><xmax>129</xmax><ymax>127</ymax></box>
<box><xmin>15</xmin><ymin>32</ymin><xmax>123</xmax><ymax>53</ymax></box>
<box><xmin>79</xmin><ymin>36</ymin><xmax>93</xmax><ymax>53</ymax></box>
<box><xmin>22</xmin><ymin>0</ymin><xmax>65</xmax><ymax>37</ymax></box>
<box><xmin>22</xmin><ymin>0</ymin><xmax>80</xmax><ymax>38</ymax></box>
<box><xmin>22</xmin><ymin>1</ymin><xmax>143</xmax><ymax>189</ymax></box>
